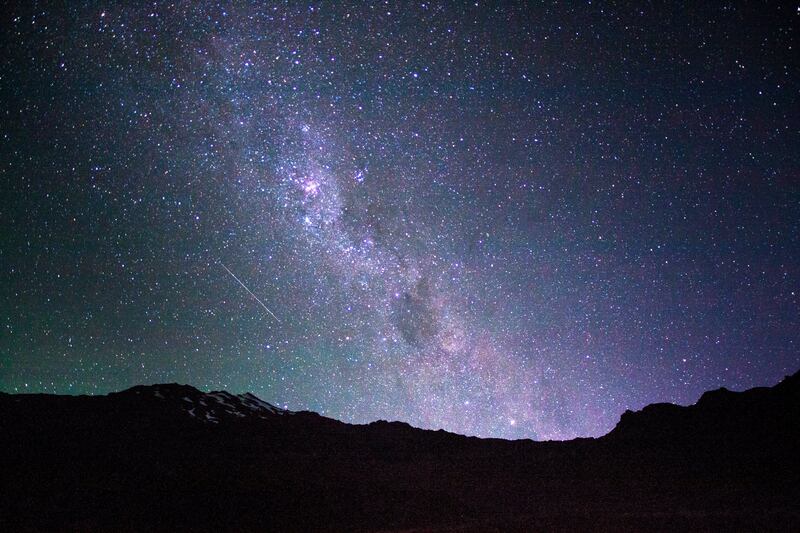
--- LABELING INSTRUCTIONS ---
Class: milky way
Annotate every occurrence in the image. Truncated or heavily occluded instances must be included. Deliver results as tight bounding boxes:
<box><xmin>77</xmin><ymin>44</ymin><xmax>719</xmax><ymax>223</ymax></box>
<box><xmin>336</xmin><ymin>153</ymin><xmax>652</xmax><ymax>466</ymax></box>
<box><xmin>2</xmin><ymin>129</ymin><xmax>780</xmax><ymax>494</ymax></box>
<box><xmin>2</xmin><ymin>2</ymin><xmax>798</xmax><ymax>439</ymax></box>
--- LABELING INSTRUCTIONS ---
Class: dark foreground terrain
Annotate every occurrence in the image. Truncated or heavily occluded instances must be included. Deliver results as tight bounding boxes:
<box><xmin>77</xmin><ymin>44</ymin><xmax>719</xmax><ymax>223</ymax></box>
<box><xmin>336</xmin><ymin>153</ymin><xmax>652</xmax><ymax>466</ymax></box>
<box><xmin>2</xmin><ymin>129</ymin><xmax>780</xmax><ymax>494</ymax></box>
<box><xmin>2</xmin><ymin>372</ymin><xmax>799</xmax><ymax>532</ymax></box>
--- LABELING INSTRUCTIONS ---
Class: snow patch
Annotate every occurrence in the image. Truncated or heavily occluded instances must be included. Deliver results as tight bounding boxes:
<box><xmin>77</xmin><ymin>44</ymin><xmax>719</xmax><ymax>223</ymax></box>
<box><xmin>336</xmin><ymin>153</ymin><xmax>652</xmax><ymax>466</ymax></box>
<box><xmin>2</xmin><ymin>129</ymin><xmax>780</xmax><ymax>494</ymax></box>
<box><xmin>164</xmin><ymin>388</ymin><xmax>290</xmax><ymax>424</ymax></box>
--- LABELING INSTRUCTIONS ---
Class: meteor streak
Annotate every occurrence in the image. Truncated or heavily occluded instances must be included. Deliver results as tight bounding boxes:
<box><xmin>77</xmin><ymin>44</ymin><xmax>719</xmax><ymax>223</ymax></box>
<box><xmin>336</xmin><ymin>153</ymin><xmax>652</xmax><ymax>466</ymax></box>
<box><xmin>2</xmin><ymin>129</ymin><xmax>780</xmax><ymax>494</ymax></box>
<box><xmin>221</xmin><ymin>263</ymin><xmax>282</xmax><ymax>323</ymax></box>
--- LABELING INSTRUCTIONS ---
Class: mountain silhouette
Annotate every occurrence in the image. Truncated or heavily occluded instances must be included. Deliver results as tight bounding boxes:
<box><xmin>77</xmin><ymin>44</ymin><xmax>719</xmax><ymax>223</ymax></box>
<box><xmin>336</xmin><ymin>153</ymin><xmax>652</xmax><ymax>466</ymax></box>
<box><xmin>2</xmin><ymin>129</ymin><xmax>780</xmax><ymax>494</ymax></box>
<box><xmin>2</xmin><ymin>372</ymin><xmax>799</xmax><ymax>531</ymax></box>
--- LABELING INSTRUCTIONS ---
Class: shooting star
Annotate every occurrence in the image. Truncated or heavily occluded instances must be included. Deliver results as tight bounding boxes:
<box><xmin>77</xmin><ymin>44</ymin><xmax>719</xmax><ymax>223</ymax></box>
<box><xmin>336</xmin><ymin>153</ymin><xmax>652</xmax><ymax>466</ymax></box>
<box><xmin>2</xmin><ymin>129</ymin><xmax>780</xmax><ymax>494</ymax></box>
<box><xmin>220</xmin><ymin>263</ymin><xmax>282</xmax><ymax>323</ymax></box>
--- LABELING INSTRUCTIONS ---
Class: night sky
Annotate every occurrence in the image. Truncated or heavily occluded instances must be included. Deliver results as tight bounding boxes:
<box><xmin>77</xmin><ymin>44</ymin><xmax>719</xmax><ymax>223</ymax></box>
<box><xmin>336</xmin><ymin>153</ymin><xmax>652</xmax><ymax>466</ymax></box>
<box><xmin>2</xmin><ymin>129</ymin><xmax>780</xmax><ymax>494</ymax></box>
<box><xmin>2</xmin><ymin>2</ymin><xmax>798</xmax><ymax>440</ymax></box>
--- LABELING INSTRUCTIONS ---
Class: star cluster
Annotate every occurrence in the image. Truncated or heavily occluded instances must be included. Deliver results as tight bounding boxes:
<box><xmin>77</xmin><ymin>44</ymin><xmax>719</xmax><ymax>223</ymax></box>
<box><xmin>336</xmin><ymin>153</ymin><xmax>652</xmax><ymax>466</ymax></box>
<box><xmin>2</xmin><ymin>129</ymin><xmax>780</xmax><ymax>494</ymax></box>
<box><xmin>1</xmin><ymin>2</ymin><xmax>798</xmax><ymax>439</ymax></box>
